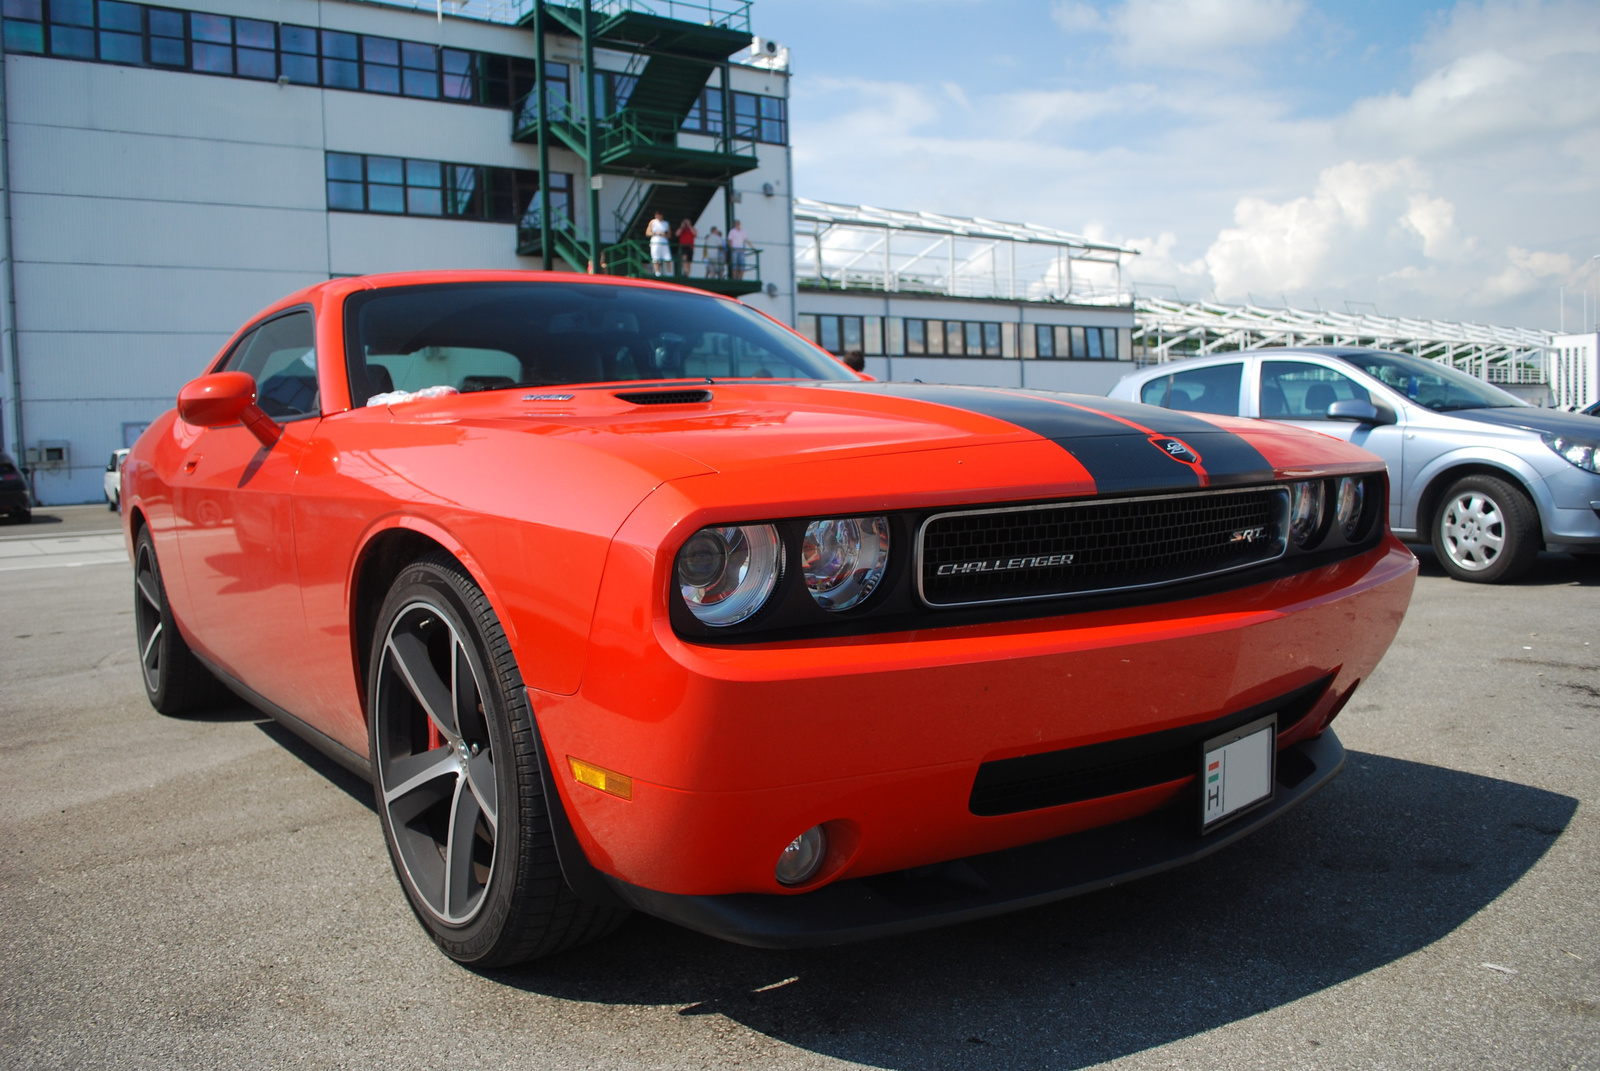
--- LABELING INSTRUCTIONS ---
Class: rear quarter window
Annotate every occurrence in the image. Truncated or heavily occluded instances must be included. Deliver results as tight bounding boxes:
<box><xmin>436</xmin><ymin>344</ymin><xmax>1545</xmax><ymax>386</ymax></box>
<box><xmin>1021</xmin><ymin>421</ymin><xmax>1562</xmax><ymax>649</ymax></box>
<box><xmin>1140</xmin><ymin>363</ymin><xmax>1243</xmax><ymax>416</ymax></box>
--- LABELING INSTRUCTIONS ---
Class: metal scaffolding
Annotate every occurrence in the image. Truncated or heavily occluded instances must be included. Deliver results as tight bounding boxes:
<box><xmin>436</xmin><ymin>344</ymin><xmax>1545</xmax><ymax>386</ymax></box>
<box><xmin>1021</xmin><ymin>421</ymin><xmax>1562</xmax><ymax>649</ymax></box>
<box><xmin>1133</xmin><ymin>296</ymin><xmax>1553</xmax><ymax>384</ymax></box>
<box><xmin>794</xmin><ymin>198</ymin><xmax>1137</xmax><ymax>306</ymax></box>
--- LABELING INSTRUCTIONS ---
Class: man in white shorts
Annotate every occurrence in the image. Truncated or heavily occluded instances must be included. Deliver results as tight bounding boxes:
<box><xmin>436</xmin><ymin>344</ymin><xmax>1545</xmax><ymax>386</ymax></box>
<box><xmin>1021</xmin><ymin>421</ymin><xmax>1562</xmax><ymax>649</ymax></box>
<box><xmin>647</xmin><ymin>211</ymin><xmax>672</xmax><ymax>276</ymax></box>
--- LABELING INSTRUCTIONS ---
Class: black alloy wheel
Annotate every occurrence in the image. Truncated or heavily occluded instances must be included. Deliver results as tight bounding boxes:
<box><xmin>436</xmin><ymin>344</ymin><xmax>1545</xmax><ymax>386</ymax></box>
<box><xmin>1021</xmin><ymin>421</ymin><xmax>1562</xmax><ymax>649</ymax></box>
<box><xmin>368</xmin><ymin>552</ymin><xmax>627</xmax><ymax>965</ymax></box>
<box><xmin>1431</xmin><ymin>474</ymin><xmax>1541</xmax><ymax>584</ymax></box>
<box><xmin>133</xmin><ymin>528</ymin><xmax>227</xmax><ymax>714</ymax></box>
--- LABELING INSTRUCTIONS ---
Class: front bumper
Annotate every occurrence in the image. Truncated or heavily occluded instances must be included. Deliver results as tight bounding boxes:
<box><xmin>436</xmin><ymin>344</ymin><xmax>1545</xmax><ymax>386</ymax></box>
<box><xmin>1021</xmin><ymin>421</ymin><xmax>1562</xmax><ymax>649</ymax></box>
<box><xmin>541</xmin><ymin>539</ymin><xmax>1413</xmax><ymax>896</ymax></box>
<box><xmin>605</xmin><ymin>730</ymin><xmax>1344</xmax><ymax>948</ymax></box>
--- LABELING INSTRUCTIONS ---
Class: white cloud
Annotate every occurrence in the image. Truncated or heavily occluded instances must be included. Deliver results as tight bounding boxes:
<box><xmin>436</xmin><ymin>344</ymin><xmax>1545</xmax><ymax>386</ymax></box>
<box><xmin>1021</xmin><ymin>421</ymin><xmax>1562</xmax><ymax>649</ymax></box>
<box><xmin>1401</xmin><ymin>194</ymin><xmax>1472</xmax><ymax>261</ymax></box>
<box><xmin>1202</xmin><ymin>160</ymin><xmax>1416</xmax><ymax>298</ymax></box>
<box><xmin>1482</xmin><ymin>246</ymin><xmax>1576</xmax><ymax>300</ymax></box>
<box><xmin>1054</xmin><ymin>0</ymin><xmax>1306</xmax><ymax>64</ymax></box>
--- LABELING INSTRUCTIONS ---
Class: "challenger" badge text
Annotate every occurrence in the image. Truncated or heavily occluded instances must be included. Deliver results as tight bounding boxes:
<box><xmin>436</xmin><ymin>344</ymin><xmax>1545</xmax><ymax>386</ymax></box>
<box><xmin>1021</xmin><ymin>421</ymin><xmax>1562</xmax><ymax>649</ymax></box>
<box><xmin>935</xmin><ymin>553</ymin><xmax>1075</xmax><ymax>576</ymax></box>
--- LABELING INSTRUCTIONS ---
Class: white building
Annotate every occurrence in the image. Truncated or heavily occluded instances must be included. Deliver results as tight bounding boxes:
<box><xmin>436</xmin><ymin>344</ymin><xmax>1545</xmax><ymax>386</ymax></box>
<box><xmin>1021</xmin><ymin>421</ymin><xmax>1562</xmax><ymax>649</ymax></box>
<box><xmin>1550</xmin><ymin>333</ymin><xmax>1598</xmax><ymax>411</ymax></box>
<box><xmin>790</xmin><ymin>199</ymin><xmax>1139</xmax><ymax>395</ymax></box>
<box><xmin>0</xmin><ymin>0</ymin><xmax>795</xmax><ymax>503</ymax></box>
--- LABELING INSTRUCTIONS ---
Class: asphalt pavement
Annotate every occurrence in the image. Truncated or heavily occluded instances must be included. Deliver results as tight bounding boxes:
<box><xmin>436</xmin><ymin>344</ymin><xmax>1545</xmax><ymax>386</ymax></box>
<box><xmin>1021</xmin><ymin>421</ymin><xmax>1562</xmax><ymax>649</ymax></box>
<box><xmin>1</xmin><ymin>533</ymin><xmax>1596</xmax><ymax>1070</ymax></box>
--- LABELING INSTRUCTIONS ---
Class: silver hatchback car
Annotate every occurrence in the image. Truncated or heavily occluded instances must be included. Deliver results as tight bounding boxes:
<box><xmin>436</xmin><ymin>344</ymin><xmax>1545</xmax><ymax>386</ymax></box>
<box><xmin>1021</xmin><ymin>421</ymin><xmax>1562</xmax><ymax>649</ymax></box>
<box><xmin>1110</xmin><ymin>347</ymin><xmax>1600</xmax><ymax>583</ymax></box>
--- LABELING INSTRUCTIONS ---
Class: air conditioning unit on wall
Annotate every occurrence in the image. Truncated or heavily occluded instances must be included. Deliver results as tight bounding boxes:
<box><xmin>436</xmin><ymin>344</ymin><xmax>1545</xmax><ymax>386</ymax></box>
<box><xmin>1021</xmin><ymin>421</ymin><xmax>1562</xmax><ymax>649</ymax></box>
<box><xmin>747</xmin><ymin>37</ymin><xmax>788</xmax><ymax>70</ymax></box>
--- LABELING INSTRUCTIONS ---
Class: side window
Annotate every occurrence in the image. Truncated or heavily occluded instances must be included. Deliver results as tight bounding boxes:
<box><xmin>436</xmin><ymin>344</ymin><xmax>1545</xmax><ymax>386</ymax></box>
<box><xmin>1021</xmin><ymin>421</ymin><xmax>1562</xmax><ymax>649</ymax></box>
<box><xmin>1260</xmin><ymin>361</ymin><xmax>1369</xmax><ymax>419</ymax></box>
<box><xmin>225</xmin><ymin>311</ymin><xmax>318</xmax><ymax>419</ymax></box>
<box><xmin>1140</xmin><ymin>363</ymin><xmax>1242</xmax><ymax>416</ymax></box>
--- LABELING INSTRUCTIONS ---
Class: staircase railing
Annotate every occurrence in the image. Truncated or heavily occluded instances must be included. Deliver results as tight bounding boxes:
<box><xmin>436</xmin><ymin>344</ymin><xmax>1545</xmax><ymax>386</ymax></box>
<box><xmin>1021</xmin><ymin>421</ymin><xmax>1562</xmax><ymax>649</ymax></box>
<box><xmin>589</xmin><ymin>0</ymin><xmax>751</xmax><ymax>31</ymax></box>
<box><xmin>599</xmin><ymin>238</ymin><xmax>760</xmax><ymax>285</ymax></box>
<box><xmin>515</xmin><ymin>94</ymin><xmax>757</xmax><ymax>167</ymax></box>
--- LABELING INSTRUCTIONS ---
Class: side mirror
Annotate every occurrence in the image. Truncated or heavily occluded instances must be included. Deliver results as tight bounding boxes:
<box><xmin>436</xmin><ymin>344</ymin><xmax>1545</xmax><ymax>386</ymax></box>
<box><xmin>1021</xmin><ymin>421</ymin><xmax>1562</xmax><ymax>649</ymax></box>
<box><xmin>1326</xmin><ymin>398</ymin><xmax>1396</xmax><ymax>426</ymax></box>
<box><xmin>178</xmin><ymin>372</ymin><xmax>282</xmax><ymax>447</ymax></box>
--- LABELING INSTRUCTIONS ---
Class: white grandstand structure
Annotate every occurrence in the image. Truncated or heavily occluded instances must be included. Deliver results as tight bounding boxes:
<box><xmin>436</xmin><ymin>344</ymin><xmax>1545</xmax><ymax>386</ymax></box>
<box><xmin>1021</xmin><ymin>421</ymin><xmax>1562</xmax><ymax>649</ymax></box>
<box><xmin>794</xmin><ymin>198</ymin><xmax>1136</xmax><ymax>306</ymax></box>
<box><xmin>1133</xmin><ymin>296</ymin><xmax>1553</xmax><ymax>384</ymax></box>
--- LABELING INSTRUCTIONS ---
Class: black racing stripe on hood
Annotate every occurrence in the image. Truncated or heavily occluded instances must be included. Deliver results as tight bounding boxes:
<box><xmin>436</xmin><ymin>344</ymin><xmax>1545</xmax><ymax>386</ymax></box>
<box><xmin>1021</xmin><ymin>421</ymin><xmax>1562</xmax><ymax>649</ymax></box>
<box><xmin>818</xmin><ymin>382</ymin><xmax>1273</xmax><ymax>494</ymax></box>
<box><xmin>1064</xmin><ymin>394</ymin><xmax>1277</xmax><ymax>488</ymax></box>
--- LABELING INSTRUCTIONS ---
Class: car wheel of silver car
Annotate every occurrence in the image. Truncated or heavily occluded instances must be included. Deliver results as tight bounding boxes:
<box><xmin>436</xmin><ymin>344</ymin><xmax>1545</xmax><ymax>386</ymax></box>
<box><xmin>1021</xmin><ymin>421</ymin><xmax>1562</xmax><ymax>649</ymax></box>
<box><xmin>1431</xmin><ymin>474</ymin><xmax>1540</xmax><ymax>584</ymax></box>
<box><xmin>369</xmin><ymin>551</ymin><xmax>628</xmax><ymax>966</ymax></box>
<box><xmin>133</xmin><ymin>527</ymin><xmax>229</xmax><ymax>715</ymax></box>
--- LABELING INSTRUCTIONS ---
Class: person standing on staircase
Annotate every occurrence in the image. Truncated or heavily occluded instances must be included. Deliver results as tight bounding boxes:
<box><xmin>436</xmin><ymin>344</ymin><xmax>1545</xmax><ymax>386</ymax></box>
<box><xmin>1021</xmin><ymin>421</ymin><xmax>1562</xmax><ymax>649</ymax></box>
<box><xmin>728</xmin><ymin>219</ymin><xmax>752</xmax><ymax>281</ymax></box>
<box><xmin>704</xmin><ymin>226</ymin><xmax>725</xmax><ymax>279</ymax></box>
<box><xmin>648</xmin><ymin>211</ymin><xmax>672</xmax><ymax>277</ymax></box>
<box><xmin>675</xmin><ymin>218</ymin><xmax>697</xmax><ymax>278</ymax></box>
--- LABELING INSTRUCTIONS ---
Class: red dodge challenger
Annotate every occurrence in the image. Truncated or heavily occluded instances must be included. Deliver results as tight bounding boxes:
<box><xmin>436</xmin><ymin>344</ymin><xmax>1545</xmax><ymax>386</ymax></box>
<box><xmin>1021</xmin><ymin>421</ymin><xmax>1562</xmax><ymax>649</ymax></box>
<box><xmin>122</xmin><ymin>271</ymin><xmax>1416</xmax><ymax>965</ymax></box>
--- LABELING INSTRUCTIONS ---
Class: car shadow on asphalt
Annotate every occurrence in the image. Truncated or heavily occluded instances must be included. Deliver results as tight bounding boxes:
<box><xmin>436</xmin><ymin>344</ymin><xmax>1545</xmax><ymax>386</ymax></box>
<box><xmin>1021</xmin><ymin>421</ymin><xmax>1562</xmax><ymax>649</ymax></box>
<box><xmin>254</xmin><ymin>718</ymin><xmax>376</xmax><ymax>811</ymax></box>
<box><xmin>485</xmin><ymin>751</ymin><xmax>1576</xmax><ymax>1070</ymax></box>
<box><xmin>1412</xmin><ymin>545</ymin><xmax>1600</xmax><ymax>587</ymax></box>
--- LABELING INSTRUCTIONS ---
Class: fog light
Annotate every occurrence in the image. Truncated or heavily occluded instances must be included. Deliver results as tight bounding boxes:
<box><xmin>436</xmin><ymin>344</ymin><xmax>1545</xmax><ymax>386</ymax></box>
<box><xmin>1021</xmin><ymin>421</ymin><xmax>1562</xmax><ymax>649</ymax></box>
<box><xmin>1289</xmin><ymin>480</ymin><xmax>1326</xmax><ymax>549</ymax></box>
<box><xmin>1335</xmin><ymin>476</ymin><xmax>1365</xmax><ymax>540</ymax></box>
<box><xmin>775</xmin><ymin>825</ymin><xmax>827</xmax><ymax>886</ymax></box>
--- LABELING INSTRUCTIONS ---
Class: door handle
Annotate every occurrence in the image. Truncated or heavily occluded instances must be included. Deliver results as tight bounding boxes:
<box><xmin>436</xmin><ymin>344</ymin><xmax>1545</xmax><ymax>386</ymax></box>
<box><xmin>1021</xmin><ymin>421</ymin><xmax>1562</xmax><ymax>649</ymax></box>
<box><xmin>183</xmin><ymin>456</ymin><xmax>200</xmax><ymax>474</ymax></box>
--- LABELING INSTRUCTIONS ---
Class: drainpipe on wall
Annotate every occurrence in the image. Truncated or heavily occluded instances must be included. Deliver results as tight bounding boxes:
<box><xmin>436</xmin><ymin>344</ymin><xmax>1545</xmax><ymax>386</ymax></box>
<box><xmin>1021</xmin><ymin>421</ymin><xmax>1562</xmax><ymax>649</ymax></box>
<box><xmin>0</xmin><ymin>49</ymin><xmax>24</xmax><ymax>478</ymax></box>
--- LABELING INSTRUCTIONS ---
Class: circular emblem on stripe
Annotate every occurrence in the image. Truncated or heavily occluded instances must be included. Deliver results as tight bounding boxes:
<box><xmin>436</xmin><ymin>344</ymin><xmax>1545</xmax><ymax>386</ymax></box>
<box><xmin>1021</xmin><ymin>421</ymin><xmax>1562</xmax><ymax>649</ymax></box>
<box><xmin>1150</xmin><ymin>436</ymin><xmax>1201</xmax><ymax>465</ymax></box>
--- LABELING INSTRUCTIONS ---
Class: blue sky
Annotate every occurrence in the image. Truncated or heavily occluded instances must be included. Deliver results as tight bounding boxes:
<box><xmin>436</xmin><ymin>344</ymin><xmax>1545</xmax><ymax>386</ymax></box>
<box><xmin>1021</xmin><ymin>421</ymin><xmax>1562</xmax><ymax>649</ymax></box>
<box><xmin>754</xmin><ymin>0</ymin><xmax>1600</xmax><ymax>330</ymax></box>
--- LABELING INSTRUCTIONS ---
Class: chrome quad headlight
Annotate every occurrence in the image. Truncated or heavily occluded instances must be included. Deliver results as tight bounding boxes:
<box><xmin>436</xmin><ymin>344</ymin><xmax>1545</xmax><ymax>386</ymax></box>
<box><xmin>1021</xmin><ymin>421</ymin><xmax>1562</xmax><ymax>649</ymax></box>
<box><xmin>1288</xmin><ymin>480</ymin><xmax>1327</xmax><ymax>549</ymax></box>
<box><xmin>1543</xmin><ymin>433</ymin><xmax>1600</xmax><ymax>474</ymax></box>
<box><xmin>801</xmin><ymin>516</ymin><xmax>890</xmax><ymax>611</ymax></box>
<box><xmin>1334</xmin><ymin>475</ymin><xmax>1365</xmax><ymax>541</ymax></box>
<box><xmin>675</xmin><ymin>524</ymin><xmax>782</xmax><ymax>626</ymax></box>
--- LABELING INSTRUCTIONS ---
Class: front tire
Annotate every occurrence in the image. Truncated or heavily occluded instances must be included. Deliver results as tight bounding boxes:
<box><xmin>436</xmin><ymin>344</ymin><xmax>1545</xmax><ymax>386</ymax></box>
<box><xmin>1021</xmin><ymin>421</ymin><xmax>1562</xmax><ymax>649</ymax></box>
<box><xmin>1431</xmin><ymin>474</ymin><xmax>1540</xmax><ymax>583</ymax></box>
<box><xmin>368</xmin><ymin>552</ymin><xmax>626</xmax><ymax>966</ymax></box>
<box><xmin>133</xmin><ymin>528</ymin><xmax>228</xmax><ymax>714</ymax></box>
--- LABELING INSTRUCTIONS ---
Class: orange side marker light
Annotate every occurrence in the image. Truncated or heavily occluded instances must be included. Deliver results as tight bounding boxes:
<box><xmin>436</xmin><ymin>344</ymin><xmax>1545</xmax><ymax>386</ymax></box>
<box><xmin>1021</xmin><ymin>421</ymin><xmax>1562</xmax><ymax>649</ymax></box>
<box><xmin>568</xmin><ymin>757</ymin><xmax>633</xmax><ymax>800</ymax></box>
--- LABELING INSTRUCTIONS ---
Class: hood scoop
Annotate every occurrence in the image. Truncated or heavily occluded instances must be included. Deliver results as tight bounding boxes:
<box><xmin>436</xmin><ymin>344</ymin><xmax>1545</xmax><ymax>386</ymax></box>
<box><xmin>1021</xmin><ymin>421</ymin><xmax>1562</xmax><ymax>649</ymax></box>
<box><xmin>615</xmin><ymin>389</ymin><xmax>713</xmax><ymax>406</ymax></box>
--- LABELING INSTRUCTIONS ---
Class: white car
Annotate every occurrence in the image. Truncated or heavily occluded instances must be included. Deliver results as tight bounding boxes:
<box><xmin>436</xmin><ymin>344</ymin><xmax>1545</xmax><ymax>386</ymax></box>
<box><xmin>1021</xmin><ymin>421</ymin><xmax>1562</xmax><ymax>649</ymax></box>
<box><xmin>1111</xmin><ymin>347</ymin><xmax>1600</xmax><ymax>583</ymax></box>
<box><xmin>104</xmin><ymin>449</ymin><xmax>129</xmax><ymax>511</ymax></box>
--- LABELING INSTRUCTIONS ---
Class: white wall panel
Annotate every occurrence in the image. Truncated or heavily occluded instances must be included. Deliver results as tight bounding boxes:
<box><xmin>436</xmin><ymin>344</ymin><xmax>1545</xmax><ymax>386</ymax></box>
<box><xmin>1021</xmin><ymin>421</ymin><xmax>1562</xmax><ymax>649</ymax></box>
<box><xmin>8</xmin><ymin>56</ymin><xmax>325</xmax><ymax>146</ymax></box>
<box><xmin>13</xmin><ymin>262</ymin><xmax>324</xmax><ymax>334</ymax></box>
<box><xmin>22</xmin><ymin>393</ymin><xmax>180</xmax><ymax>503</ymax></box>
<box><xmin>10</xmin><ymin>125</ymin><xmax>325</xmax><ymax>209</ymax></box>
<box><xmin>1019</xmin><ymin>361</ymin><xmax>1132</xmax><ymax>396</ymax></box>
<box><xmin>877</xmin><ymin>358</ymin><xmax>1023</xmax><ymax>388</ymax></box>
<box><xmin>18</xmin><ymin>330</ymin><xmax>232</xmax><ymax>401</ymax></box>
<box><xmin>328</xmin><ymin>212</ymin><xmax>529</xmax><ymax>274</ymax></box>
<box><xmin>13</xmin><ymin>194</ymin><xmax>327</xmax><ymax>272</ymax></box>
<box><xmin>323</xmin><ymin>92</ymin><xmax>535</xmax><ymax>167</ymax></box>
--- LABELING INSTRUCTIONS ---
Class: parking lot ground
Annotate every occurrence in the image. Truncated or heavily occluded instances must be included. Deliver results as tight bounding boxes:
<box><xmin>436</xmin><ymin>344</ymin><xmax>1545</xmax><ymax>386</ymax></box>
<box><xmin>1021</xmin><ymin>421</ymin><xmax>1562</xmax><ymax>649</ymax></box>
<box><xmin>1</xmin><ymin>540</ymin><xmax>1597</xmax><ymax>1070</ymax></box>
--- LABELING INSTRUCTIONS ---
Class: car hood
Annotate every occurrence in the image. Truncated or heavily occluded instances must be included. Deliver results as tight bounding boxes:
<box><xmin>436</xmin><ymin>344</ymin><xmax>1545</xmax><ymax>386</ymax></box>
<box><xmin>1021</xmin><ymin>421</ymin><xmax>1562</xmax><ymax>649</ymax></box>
<box><xmin>1448</xmin><ymin>406</ymin><xmax>1600</xmax><ymax>439</ymax></box>
<box><xmin>396</xmin><ymin>380</ymin><xmax>1379</xmax><ymax>497</ymax></box>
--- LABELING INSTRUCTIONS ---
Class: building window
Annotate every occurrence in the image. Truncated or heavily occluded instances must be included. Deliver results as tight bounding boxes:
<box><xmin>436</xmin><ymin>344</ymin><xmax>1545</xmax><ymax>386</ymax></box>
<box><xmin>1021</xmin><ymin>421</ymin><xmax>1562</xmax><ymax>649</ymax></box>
<box><xmin>731</xmin><ymin>91</ymin><xmax>786</xmax><ymax>144</ymax></box>
<box><xmin>801</xmin><ymin>314</ymin><xmax>880</xmax><ymax>356</ymax></box>
<box><xmin>2</xmin><ymin>0</ymin><xmax>518</xmax><ymax>107</ymax></box>
<box><xmin>1026</xmin><ymin>324</ymin><xmax>1121</xmax><ymax>360</ymax></box>
<box><xmin>326</xmin><ymin>152</ymin><xmax>569</xmax><ymax>225</ymax></box>
<box><xmin>682</xmin><ymin>86</ymin><xmax>723</xmax><ymax>135</ymax></box>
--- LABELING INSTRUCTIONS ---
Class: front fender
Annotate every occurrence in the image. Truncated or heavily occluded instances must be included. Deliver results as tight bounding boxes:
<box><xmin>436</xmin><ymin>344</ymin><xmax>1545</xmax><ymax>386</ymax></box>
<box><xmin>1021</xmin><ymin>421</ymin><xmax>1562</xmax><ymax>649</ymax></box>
<box><xmin>1400</xmin><ymin>446</ymin><xmax>1552</xmax><ymax>534</ymax></box>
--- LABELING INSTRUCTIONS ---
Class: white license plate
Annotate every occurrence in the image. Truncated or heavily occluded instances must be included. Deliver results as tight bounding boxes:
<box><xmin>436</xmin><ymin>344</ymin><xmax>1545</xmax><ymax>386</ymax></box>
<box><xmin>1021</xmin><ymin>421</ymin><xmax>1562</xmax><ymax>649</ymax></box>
<box><xmin>1200</xmin><ymin>715</ymin><xmax>1277</xmax><ymax>833</ymax></box>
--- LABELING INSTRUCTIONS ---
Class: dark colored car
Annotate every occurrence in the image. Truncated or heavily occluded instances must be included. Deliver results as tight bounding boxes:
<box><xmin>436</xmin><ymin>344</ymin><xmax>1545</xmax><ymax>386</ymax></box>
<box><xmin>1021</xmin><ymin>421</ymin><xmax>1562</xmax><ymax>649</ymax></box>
<box><xmin>0</xmin><ymin>452</ymin><xmax>30</xmax><ymax>522</ymax></box>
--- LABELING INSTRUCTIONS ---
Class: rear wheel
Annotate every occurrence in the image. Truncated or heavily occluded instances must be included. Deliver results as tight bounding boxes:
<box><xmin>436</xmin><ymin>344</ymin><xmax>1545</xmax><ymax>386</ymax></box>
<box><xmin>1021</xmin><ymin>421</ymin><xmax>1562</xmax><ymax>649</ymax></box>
<box><xmin>1431</xmin><ymin>474</ymin><xmax>1540</xmax><ymax>583</ymax></box>
<box><xmin>368</xmin><ymin>552</ymin><xmax>626</xmax><ymax>966</ymax></box>
<box><xmin>133</xmin><ymin>528</ymin><xmax>228</xmax><ymax>714</ymax></box>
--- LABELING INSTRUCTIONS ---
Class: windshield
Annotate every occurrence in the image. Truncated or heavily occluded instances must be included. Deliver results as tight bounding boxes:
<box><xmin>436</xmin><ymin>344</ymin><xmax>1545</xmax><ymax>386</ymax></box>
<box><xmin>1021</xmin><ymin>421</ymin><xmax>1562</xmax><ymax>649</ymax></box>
<box><xmin>344</xmin><ymin>282</ymin><xmax>852</xmax><ymax>406</ymax></box>
<box><xmin>1327</xmin><ymin>350</ymin><xmax>1524</xmax><ymax>411</ymax></box>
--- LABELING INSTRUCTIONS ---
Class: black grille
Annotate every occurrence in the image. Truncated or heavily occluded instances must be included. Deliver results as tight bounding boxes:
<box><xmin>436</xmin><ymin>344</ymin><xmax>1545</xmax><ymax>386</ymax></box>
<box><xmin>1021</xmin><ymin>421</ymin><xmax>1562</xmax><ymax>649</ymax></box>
<box><xmin>969</xmin><ymin>676</ymin><xmax>1332</xmax><ymax>816</ymax></box>
<box><xmin>615</xmin><ymin>389</ymin><xmax>712</xmax><ymax>405</ymax></box>
<box><xmin>919</xmin><ymin>486</ymin><xmax>1288</xmax><ymax>607</ymax></box>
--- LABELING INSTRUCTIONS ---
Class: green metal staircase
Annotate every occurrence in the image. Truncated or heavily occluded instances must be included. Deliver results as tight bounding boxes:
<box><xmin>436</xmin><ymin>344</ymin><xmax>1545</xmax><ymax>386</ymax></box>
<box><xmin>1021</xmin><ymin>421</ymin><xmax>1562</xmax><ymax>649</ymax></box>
<box><xmin>513</xmin><ymin>0</ymin><xmax>763</xmax><ymax>295</ymax></box>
